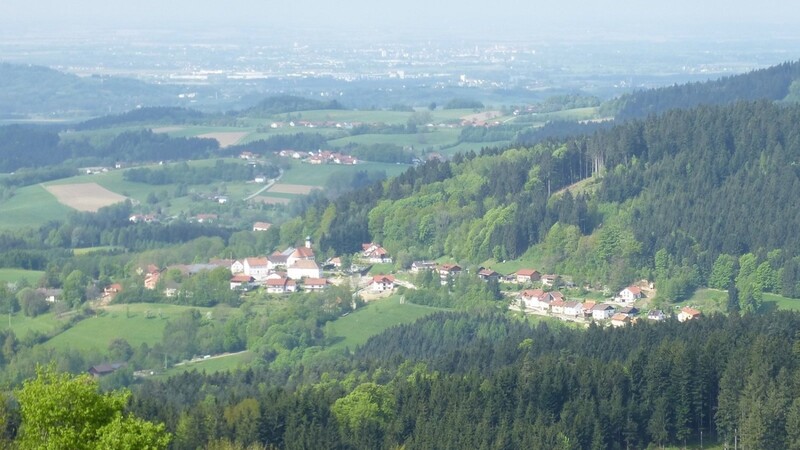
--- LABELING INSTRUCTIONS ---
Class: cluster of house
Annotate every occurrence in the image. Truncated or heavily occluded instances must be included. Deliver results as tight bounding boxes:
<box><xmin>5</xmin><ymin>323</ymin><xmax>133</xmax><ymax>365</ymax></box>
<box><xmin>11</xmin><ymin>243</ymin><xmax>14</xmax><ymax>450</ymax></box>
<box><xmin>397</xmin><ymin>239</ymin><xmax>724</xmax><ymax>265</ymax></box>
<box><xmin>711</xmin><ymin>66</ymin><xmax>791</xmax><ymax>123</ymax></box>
<box><xmin>271</xmin><ymin>149</ymin><xmax>358</xmax><ymax>165</ymax></box>
<box><xmin>517</xmin><ymin>284</ymin><xmax>702</xmax><ymax>325</ymax></box>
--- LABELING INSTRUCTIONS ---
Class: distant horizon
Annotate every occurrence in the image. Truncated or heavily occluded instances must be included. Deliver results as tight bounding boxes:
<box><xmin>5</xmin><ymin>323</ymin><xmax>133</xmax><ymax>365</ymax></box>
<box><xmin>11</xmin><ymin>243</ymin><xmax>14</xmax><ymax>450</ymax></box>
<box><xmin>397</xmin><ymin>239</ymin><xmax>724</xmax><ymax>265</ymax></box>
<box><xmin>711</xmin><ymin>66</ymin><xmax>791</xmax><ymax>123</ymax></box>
<box><xmin>2</xmin><ymin>0</ymin><xmax>800</xmax><ymax>43</ymax></box>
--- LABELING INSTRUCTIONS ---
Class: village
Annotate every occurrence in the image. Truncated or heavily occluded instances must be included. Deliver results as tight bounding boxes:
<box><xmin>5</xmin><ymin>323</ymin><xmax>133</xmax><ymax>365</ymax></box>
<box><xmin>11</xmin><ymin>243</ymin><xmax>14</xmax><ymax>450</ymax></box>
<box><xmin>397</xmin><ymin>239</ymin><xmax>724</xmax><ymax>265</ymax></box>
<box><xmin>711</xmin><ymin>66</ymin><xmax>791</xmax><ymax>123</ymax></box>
<box><xmin>93</xmin><ymin>227</ymin><xmax>705</xmax><ymax>329</ymax></box>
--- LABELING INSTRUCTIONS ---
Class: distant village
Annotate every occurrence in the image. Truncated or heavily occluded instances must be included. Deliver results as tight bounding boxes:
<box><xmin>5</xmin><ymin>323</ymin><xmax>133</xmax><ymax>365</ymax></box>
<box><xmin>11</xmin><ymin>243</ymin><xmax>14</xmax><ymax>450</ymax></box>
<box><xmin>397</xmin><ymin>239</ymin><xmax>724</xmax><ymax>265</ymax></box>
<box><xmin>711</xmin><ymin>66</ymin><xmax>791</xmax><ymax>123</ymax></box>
<box><xmin>87</xmin><ymin>226</ymin><xmax>703</xmax><ymax>327</ymax></box>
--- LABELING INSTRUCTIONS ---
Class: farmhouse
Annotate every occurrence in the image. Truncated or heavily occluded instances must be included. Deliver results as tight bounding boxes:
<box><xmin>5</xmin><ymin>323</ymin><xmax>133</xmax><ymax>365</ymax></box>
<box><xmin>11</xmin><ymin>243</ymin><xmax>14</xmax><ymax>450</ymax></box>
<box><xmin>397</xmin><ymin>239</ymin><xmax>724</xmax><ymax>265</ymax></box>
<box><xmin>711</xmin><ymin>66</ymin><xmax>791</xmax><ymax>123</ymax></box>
<box><xmin>514</xmin><ymin>268</ymin><xmax>541</xmax><ymax>284</ymax></box>
<box><xmin>592</xmin><ymin>304</ymin><xmax>616</xmax><ymax>321</ymax></box>
<box><xmin>477</xmin><ymin>268</ymin><xmax>500</xmax><ymax>282</ymax></box>
<box><xmin>563</xmin><ymin>301</ymin><xmax>583</xmax><ymax>318</ymax></box>
<box><xmin>611</xmin><ymin>313</ymin><xmax>631</xmax><ymax>328</ymax></box>
<box><xmin>438</xmin><ymin>263</ymin><xmax>462</xmax><ymax>283</ymax></box>
<box><xmin>88</xmin><ymin>362</ymin><xmax>126</xmax><ymax>378</ymax></box>
<box><xmin>647</xmin><ymin>310</ymin><xmax>666</xmax><ymax>321</ymax></box>
<box><xmin>303</xmin><ymin>278</ymin><xmax>329</xmax><ymax>291</ymax></box>
<box><xmin>230</xmin><ymin>274</ymin><xmax>254</xmax><ymax>290</ymax></box>
<box><xmin>253</xmin><ymin>222</ymin><xmax>272</xmax><ymax>232</ymax></box>
<box><xmin>619</xmin><ymin>286</ymin><xmax>643</xmax><ymax>303</ymax></box>
<box><xmin>541</xmin><ymin>274</ymin><xmax>559</xmax><ymax>287</ymax></box>
<box><xmin>371</xmin><ymin>275</ymin><xmax>396</xmax><ymax>292</ymax></box>
<box><xmin>362</xmin><ymin>243</ymin><xmax>392</xmax><ymax>263</ymax></box>
<box><xmin>265</xmin><ymin>277</ymin><xmax>297</xmax><ymax>294</ymax></box>
<box><xmin>678</xmin><ymin>307</ymin><xmax>702</xmax><ymax>322</ymax></box>
<box><xmin>519</xmin><ymin>289</ymin><xmax>552</xmax><ymax>311</ymax></box>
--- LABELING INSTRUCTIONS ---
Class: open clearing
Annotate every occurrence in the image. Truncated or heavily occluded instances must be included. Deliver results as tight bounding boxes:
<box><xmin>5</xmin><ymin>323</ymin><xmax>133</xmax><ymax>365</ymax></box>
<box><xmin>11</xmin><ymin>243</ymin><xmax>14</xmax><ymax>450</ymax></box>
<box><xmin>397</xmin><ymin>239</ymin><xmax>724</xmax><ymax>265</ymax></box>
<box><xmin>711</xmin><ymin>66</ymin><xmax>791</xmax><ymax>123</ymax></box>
<box><xmin>44</xmin><ymin>183</ymin><xmax>128</xmax><ymax>212</ymax></box>
<box><xmin>268</xmin><ymin>183</ymin><xmax>319</xmax><ymax>195</ymax></box>
<box><xmin>197</xmin><ymin>131</ymin><xmax>249</xmax><ymax>147</ymax></box>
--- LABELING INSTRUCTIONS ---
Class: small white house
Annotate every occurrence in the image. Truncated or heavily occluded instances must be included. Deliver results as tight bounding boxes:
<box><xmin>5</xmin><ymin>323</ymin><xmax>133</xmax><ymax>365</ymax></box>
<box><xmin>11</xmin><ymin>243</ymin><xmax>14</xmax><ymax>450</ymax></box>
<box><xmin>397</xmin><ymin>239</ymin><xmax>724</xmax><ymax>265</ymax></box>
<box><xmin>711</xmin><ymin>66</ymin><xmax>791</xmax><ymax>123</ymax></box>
<box><xmin>371</xmin><ymin>275</ymin><xmax>395</xmax><ymax>292</ymax></box>
<box><xmin>619</xmin><ymin>286</ymin><xmax>643</xmax><ymax>303</ymax></box>
<box><xmin>592</xmin><ymin>304</ymin><xmax>616</xmax><ymax>320</ymax></box>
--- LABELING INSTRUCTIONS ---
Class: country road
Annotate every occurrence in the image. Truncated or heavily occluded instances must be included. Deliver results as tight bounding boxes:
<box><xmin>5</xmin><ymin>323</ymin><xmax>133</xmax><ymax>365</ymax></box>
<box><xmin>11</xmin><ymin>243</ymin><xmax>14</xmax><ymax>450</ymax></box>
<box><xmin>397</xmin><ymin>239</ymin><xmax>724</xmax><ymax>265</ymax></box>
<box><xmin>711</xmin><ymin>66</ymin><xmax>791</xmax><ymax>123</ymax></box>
<box><xmin>243</xmin><ymin>169</ymin><xmax>283</xmax><ymax>201</ymax></box>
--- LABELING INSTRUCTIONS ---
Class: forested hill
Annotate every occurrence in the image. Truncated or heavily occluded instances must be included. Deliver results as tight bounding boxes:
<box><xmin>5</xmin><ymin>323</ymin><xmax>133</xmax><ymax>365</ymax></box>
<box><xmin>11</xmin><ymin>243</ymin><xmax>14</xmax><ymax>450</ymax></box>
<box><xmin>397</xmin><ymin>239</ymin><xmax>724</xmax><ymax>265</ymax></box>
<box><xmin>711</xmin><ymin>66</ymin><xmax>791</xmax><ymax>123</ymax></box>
<box><xmin>613</xmin><ymin>60</ymin><xmax>800</xmax><ymax>120</ymax></box>
<box><xmin>243</xmin><ymin>94</ymin><xmax>346</xmax><ymax>115</ymax></box>
<box><xmin>294</xmin><ymin>100</ymin><xmax>800</xmax><ymax>294</ymax></box>
<box><xmin>129</xmin><ymin>311</ymin><xmax>800</xmax><ymax>449</ymax></box>
<box><xmin>596</xmin><ymin>101</ymin><xmax>800</xmax><ymax>270</ymax></box>
<box><xmin>0</xmin><ymin>63</ymin><xmax>184</xmax><ymax>117</ymax></box>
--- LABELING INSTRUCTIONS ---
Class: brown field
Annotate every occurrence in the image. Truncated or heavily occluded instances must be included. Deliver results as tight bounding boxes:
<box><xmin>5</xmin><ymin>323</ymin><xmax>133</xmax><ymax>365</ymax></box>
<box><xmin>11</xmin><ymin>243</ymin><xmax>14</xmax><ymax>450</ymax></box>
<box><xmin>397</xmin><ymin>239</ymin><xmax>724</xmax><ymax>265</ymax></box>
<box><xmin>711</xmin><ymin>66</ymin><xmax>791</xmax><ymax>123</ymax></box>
<box><xmin>197</xmin><ymin>132</ymin><xmax>249</xmax><ymax>148</ymax></box>
<box><xmin>268</xmin><ymin>184</ymin><xmax>319</xmax><ymax>195</ymax></box>
<box><xmin>252</xmin><ymin>196</ymin><xmax>291</xmax><ymax>205</ymax></box>
<box><xmin>45</xmin><ymin>183</ymin><xmax>128</xmax><ymax>212</ymax></box>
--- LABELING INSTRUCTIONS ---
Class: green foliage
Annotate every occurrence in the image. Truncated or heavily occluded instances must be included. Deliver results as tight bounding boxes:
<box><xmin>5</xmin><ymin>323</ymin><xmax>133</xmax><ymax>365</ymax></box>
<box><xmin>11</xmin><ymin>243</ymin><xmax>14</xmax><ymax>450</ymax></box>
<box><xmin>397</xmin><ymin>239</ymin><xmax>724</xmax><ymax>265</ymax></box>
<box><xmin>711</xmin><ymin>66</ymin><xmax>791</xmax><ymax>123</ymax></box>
<box><xmin>332</xmin><ymin>382</ymin><xmax>395</xmax><ymax>432</ymax></box>
<box><xmin>244</xmin><ymin>94</ymin><xmax>345</xmax><ymax>115</ymax></box>
<box><xmin>444</xmin><ymin>98</ymin><xmax>484</xmax><ymax>109</ymax></box>
<box><xmin>15</xmin><ymin>366</ymin><xmax>169</xmax><ymax>450</ymax></box>
<box><xmin>709</xmin><ymin>254</ymin><xmax>737</xmax><ymax>290</ymax></box>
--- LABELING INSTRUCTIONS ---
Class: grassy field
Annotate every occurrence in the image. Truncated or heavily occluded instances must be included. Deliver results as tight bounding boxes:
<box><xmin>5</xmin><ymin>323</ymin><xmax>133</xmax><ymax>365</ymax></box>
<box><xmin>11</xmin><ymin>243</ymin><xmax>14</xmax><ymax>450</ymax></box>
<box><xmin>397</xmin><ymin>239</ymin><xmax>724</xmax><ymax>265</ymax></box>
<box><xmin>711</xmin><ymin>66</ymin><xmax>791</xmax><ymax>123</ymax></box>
<box><xmin>3</xmin><ymin>312</ymin><xmax>63</xmax><ymax>337</ymax></box>
<box><xmin>165</xmin><ymin>351</ymin><xmax>253</xmax><ymax>376</ymax></box>
<box><xmin>44</xmin><ymin>303</ymin><xmax>215</xmax><ymax>353</ymax></box>
<box><xmin>763</xmin><ymin>292</ymin><xmax>800</xmax><ymax>311</ymax></box>
<box><xmin>278</xmin><ymin>160</ymin><xmax>410</xmax><ymax>185</ymax></box>
<box><xmin>0</xmin><ymin>268</ymin><xmax>44</xmax><ymax>285</ymax></box>
<box><xmin>324</xmin><ymin>295</ymin><xmax>446</xmax><ymax>354</ymax></box>
<box><xmin>329</xmin><ymin>129</ymin><xmax>461</xmax><ymax>148</ymax></box>
<box><xmin>0</xmin><ymin>184</ymin><xmax>73</xmax><ymax>228</ymax></box>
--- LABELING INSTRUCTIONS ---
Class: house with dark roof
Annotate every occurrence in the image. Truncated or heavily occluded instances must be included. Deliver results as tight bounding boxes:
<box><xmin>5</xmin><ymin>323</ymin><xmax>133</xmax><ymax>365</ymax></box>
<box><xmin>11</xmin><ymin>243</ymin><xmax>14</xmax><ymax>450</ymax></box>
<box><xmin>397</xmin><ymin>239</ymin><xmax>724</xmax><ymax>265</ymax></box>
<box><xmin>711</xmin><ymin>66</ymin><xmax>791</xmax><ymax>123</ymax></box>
<box><xmin>88</xmin><ymin>362</ymin><xmax>126</xmax><ymax>378</ymax></box>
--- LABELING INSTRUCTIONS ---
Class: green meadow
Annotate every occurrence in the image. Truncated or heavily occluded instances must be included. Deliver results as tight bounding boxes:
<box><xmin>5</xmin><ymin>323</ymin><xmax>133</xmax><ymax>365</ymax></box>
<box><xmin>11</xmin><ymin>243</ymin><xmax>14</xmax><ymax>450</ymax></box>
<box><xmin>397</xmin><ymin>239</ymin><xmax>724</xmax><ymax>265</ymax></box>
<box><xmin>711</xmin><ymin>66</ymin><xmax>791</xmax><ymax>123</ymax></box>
<box><xmin>323</xmin><ymin>295</ymin><xmax>445</xmax><ymax>354</ymax></box>
<box><xmin>0</xmin><ymin>269</ymin><xmax>44</xmax><ymax>285</ymax></box>
<box><xmin>44</xmin><ymin>303</ymin><xmax>215</xmax><ymax>353</ymax></box>
<box><xmin>0</xmin><ymin>184</ymin><xmax>73</xmax><ymax>228</ymax></box>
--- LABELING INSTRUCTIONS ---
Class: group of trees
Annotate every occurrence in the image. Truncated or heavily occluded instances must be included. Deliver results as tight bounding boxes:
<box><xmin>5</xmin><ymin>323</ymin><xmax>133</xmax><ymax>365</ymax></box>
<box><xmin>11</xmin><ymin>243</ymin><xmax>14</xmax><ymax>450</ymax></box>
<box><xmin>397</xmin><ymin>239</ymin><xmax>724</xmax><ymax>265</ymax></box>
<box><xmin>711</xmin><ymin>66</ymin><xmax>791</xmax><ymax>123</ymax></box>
<box><xmin>60</xmin><ymin>310</ymin><xmax>795</xmax><ymax>449</ymax></box>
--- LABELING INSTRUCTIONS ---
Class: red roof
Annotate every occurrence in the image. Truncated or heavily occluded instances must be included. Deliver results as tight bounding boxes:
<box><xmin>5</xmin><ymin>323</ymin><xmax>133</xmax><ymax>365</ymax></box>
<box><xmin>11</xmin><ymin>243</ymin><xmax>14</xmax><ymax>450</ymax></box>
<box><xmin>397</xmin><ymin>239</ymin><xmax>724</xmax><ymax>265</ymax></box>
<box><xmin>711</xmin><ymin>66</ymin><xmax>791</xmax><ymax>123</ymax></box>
<box><xmin>304</xmin><ymin>278</ymin><xmax>328</xmax><ymax>286</ymax></box>
<box><xmin>439</xmin><ymin>263</ymin><xmax>461</xmax><ymax>272</ymax></box>
<box><xmin>516</xmin><ymin>269</ymin><xmax>539</xmax><ymax>277</ymax></box>
<box><xmin>625</xmin><ymin>286</ymin><xmax>642</xmax><ymax>295</ymax></box>
<box><xmin>245</xmin><ymin>257</ymin><xmax>269</xmax><ymax>267</ymax></box>
<box><xmin>265</xmin><ymin>277</ymin><xmax>295</xmax><ymax>287</ymax></box>
<box><xmin>681</xmin><ymin>307</ymin><xmax>701</xmax><ymax>317</ymax></box>
<box><xmin>372</xmin><ymin>274</ymin><xmax>396</xmax><ymax>283</ymax></box>
<box><xmin>230</xmin><ymin>274</ymin><xmax>253</xmax><ymax>283</ymax></box>
<box><xmin>292</xmin><ymin>247</ymin><xmax>315</xmax><ymax>258</ymax></box>
<box><xmin>521</xmin><ymin>289</ymin><xmax>545</xmax><ymax>298</ymax></box>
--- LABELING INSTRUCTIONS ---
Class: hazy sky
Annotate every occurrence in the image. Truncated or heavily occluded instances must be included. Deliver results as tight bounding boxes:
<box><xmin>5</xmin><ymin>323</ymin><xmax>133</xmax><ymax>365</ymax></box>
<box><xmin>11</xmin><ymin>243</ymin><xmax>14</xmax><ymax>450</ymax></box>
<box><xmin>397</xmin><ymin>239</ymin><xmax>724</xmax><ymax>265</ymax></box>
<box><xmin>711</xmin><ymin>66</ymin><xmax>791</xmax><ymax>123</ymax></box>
<box><xmin>2</xmin><ymin>0</ymin><xmax>800</xmax><ymax>39</ymax></box>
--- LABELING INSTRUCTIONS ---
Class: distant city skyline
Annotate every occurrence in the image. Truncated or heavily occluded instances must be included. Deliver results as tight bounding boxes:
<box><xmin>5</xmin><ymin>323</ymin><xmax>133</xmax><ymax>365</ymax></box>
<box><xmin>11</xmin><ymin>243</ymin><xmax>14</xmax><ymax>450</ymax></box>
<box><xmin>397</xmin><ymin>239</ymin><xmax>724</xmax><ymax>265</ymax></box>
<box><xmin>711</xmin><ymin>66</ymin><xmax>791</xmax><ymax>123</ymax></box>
<box><xmin>3</xmin><ymin>0</ymin><xmax>800</xmax><ymax>40</ymax></box>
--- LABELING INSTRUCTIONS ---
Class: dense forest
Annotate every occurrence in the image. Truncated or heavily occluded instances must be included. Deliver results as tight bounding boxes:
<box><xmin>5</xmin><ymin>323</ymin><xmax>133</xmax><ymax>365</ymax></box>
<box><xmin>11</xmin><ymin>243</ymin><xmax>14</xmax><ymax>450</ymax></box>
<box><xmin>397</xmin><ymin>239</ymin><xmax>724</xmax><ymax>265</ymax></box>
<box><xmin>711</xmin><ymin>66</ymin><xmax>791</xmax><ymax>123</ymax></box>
<box><xmin>68</xmin><ymin>310</ymin><xmax>798</xmax><ymax>449</ymax></box>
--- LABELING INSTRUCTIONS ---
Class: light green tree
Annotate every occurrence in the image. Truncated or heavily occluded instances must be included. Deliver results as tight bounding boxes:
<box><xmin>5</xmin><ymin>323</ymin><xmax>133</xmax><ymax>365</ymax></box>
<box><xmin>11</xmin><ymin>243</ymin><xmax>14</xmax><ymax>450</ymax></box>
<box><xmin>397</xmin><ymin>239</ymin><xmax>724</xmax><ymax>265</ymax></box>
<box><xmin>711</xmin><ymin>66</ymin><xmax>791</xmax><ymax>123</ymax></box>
<box><xmin>15</xmin><ymin>366</ymin><xmax>170</xmax><ymax>450</ymax></box>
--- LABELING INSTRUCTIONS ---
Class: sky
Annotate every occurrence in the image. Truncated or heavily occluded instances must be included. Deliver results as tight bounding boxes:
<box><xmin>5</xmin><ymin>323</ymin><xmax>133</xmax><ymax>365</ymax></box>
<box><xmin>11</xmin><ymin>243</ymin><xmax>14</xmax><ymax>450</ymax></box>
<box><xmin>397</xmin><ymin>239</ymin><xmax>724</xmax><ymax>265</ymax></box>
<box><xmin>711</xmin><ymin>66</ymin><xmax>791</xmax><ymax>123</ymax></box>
<box><xmin>2</xmin><ymin>0</ymin><xmax>800</xmax><ymax>39</ymax></box>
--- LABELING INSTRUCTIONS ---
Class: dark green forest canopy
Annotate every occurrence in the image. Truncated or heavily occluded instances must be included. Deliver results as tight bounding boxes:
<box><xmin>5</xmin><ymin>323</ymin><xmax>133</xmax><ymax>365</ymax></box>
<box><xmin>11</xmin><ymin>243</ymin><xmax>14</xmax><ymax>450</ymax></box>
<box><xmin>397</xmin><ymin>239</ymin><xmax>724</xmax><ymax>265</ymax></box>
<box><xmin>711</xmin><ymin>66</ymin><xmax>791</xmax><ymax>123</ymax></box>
<box><xmin>124</xmin><ymin>311</ymin><xmax>800</xmax><ymax>449</ymax></box>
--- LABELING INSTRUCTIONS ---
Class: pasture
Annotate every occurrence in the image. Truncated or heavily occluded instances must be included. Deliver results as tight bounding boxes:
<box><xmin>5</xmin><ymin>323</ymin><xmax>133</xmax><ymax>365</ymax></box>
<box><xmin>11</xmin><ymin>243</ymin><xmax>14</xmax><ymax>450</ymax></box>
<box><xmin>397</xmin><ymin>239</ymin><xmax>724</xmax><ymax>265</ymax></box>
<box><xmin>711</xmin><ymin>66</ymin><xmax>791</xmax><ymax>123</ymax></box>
<box><xmin>0</xmin><ymin>184</ymin><xmax>73</xmax><ymax>229</ymax></box>
<box><xmin>323</xmin><ymin>295</ymin><xmax>445</xmax><ymax>354</ymax></box>
<box><xmin>44</xmin><ymin>303</ymin><xmax>216</xmax><ymax>353</ymax></box>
